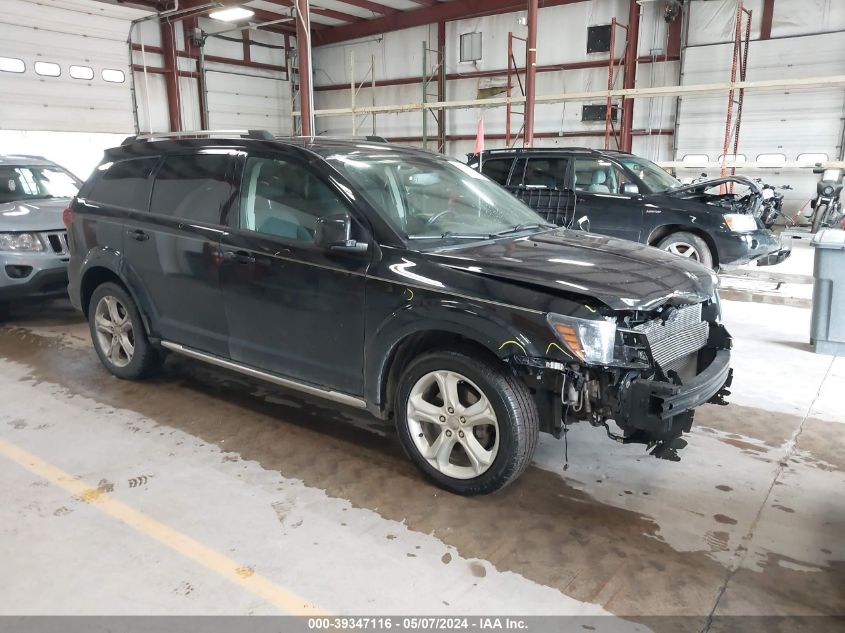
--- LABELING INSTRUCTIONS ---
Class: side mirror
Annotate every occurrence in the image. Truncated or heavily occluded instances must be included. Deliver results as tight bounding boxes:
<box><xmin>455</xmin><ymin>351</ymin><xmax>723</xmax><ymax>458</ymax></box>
<box><xmin>621</xmin><ymin>182</ymin><xmax>640</xmax><ymax>196</ymax></box>
<box><xmin>315</xmin><ymin>214</ymin><xmax>368</xmax><ymax>255</ymax></box>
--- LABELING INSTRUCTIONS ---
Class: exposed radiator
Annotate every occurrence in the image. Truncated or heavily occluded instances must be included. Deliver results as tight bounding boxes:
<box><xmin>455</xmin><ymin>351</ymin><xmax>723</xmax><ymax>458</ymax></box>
<box><xmin>634</xmin><ymin>303</ymin><xmax>709</xmax><ymax>370</ymax></box>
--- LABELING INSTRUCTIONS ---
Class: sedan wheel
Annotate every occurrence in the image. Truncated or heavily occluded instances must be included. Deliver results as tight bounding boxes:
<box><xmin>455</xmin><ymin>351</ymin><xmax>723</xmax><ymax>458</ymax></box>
<box><xmin>406</xmin><ymin>370</ymin><xmax>499</xmax><ymax>480</ymax></box>
<box><xmin>94</xmin><ymin>295</ymin><xmax>135</xmax><ymax>368</ymax></box>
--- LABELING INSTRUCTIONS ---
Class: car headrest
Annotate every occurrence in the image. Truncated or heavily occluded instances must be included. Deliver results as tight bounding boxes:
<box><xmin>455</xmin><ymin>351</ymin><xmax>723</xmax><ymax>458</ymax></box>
<box><xmin>592</xmin><ymin>170</ymin><xmax>607</xmax><ymax>185</ymax></box>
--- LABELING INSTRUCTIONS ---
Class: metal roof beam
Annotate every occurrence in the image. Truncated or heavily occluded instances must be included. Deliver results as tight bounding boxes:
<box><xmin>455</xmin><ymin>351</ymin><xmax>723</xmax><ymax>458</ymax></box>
<box><xmin>312</xmin><ymin>0</ymin><xmax>589</xmax><ymax>46</ymax></box>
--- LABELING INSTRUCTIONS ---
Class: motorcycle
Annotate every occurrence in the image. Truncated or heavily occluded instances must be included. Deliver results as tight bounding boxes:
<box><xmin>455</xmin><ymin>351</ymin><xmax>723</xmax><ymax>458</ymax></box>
<box><xmin>810</xmin><ymin>168</ymin><xmax>844</xmax><ymax>234</ymax></box>
<box><xmin>754</xmin><ymin>179</ymin><xmax>793</xmax><ymax>229</ymax></box>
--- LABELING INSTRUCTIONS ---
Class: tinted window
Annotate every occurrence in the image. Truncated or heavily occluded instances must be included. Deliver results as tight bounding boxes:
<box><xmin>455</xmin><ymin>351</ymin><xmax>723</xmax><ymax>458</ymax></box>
<box><xmin>0</xmin><ymin>165</ymin><xmax>80</xmax><ymax>203</ymax></box>
<box><xmin>574</xmin><ymin>158</ymin><xmax>631</xmax><ymax>195</ymax></box>
<box><xmin>151</xmin><ymin>154</ymin><xmax>232</xmax><ymax>224</ymax></box>
<box><xmin>521</xmin><ymin>157</ymin><xmax>570</xmax><ymax>189</ymax></box>
<box><xmin>87</xmin><ymin>158</ymin><xmax>158</xmax><ymax>210</ymax></box>
<box><xmin>480</xmin><ymin>159</ymin><xmax>513</xmax><ymax>185</ymax></box>
<box><xmin>239</xmin><ymin>156</ymin><xmax>347</xmax><ymax>242</ymax></box>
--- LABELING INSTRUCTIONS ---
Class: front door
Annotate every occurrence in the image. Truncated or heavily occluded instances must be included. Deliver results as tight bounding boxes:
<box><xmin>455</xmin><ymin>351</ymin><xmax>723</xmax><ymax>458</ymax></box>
<box><xmin>570</xmin><ymin>157</ymin><xmax>643</xmax><ymax>242</ymax></box>
<box><xmin>123</xmin><ymin>150</ymin><xmax>237</xmax><ymax>357</ymax></box>
<box><xmin>219</xmin><ymin>152</ymin><xmax>369</xmax><ymax>396</ymax></box>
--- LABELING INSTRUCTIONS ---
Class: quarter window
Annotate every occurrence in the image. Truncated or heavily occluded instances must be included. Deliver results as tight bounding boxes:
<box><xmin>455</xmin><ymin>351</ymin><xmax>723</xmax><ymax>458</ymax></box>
<box><xmin>239</xmin><ymin>156</ymin><xmax>347</xmax><ymax>242</ymax></box>
<box><xmin>151</xmin><ymin>154</ymin><xmax>233</xmax><ymax>224</ymax></box>
<box><xmin>0</xmin><ymin>57</ymin><xmax>25</xmax><ymax>73</ymax></box>
<box><xmin>87</xmin><ymin>157</ymin><xmax>159</xmax><ymax>211</ymax></box>
<box><xmin>34</xmin><ymin>61</ymin><xmax>61</xmax><ymax>77</ymax></box>
<box><xmin>480</xmin><ymin>159</ymin><xmax>514</xmax><ymax>186</ymax></box>
<box><xmin>69</xmin><ymin>65</ymin><xmax>94</xmax><ymax>80</ymax></box>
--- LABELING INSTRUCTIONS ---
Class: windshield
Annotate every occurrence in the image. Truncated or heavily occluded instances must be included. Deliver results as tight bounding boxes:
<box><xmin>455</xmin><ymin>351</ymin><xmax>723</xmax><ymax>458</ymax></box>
<box><xmin>617</xmin><ymin>156</ymin><xmax>680</xmax><ymax>193</ymax></box>
<box><xmin>0</xmin><ymin>165</ymin><xmax>80</xmax><ymax>203</ymax></box>
<box><xmin>327</xmin><ymin>154</ymin><xmax>550</xmax><ymax>243</ymax></box>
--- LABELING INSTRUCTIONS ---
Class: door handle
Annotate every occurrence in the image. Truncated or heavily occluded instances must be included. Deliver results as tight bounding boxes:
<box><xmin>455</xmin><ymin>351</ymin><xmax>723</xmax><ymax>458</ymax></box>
<box><xmin>127</xmin><ymin>229</ymin><xmax>149</xmax><ymax>242</ymax></box>
<box><xmin>223</xmin><ymin>249</ymin><xmax>256</xmax><ymax>264</ymax></box>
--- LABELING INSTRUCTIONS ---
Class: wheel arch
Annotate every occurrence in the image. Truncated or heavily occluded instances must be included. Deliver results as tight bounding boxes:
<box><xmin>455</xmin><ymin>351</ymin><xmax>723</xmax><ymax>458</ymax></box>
<box><xmin>79</xmin><ymin>264</ymin><xmax>153</xmax><ymax>337</ymax></box>
<box><xmin>647</xmin><ymin>224</ymin><xmax>720</xmax><ymax>268</ymax></box>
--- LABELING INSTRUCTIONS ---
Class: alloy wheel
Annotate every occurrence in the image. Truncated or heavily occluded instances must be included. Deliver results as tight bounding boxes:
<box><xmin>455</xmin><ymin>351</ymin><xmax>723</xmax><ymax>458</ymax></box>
<box><xmin>94</xmin><ymin>296</ymin><xmax>135</xmax><ymax>368</ymax></box>
<box><xmin>406</xmin><ymin>370</ymin><xmax>499</xmax><ymax>480</ymax></box>
<box><xmin>665</xmin><ymin>241</ymin><xmax>701</xmax><ymax>261</ymax></box>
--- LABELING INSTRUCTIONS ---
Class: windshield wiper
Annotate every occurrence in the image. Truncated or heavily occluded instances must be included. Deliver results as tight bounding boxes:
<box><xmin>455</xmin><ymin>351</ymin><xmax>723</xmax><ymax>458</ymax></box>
<box><xmin>407</xmin><ymin>232</ymin><xmax>493</xmax><ymax>240</ymax></box>
<box><xmin>492</xmin><ymin>222</ymin><xmax>554</xmax><ymax>237</ymax></box>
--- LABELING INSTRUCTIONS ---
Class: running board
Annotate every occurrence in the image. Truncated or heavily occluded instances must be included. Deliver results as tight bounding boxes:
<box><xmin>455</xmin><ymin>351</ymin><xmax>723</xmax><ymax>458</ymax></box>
<box><xmin>160</xmin><ymin>341</ymin><xmax>367</xmax><ymax>410</ymax></box>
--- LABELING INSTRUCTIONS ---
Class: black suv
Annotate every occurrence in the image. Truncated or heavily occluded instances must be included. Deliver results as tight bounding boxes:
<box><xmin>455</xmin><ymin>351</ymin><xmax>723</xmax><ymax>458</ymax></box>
<box><xmin>67</xmin><ymin>132</ymin><xmax>732</xmax><ymax>495</ymax></box>
<box><xmin>469</xmin><ymin>148</ymin><xmax>790</xmax><ymax>270</ymax></box>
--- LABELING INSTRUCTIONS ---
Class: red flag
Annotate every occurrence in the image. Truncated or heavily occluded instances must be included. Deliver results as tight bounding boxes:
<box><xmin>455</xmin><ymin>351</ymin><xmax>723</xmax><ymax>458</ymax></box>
<box><xmin>474</xmin><ymin>117</ymin><xmax>485</xmax><ymax>155</ymax></box>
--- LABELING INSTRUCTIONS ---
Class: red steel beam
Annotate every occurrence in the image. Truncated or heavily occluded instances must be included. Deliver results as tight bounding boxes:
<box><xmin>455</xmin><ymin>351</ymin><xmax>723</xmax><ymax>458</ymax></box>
<box><xmin>667</xmin><ymin>9</ymin><xmax>682</xmax><ymax>58</ymax></box>
<box><xmin>159</xmin><ymin>19</ymin><xmax>182</xmax><ymax>131</ymax></box>
<box><xmin>437</xmin><ymin>20</ymin><xmax>446</xmax><ymax>152</ymax></box>
<box><xmin>620</xmin><ymin>0</ymin><xmax>640</xmax><ymax>152</ymax></box>
<box><xmin>312</xmin><ymin>0</ymin><xmax>590</xmax><ymax>46</ymax></box>
<box><xmin>264</xmin><ymin>0</ymin><xmax>362</xmax><ymax>24</ymax></box>
<box><xmin>524</xmin><ymin>0</ymin><xmax>538</xmax><ymax>148</ymax></box>
<box><xmin>760</xmin><ymin>0</ymin><xmax>775</xmax><ymax>39</ymax></box>
<box><xmin>296</xmin><ymin>0</ymin><xmax>314</xmax><ymax>136</ymax></box>
<box><xmin>332</xmin><ymin>0</ymin><xmax>396</xmax><ymax>15</ymax></box>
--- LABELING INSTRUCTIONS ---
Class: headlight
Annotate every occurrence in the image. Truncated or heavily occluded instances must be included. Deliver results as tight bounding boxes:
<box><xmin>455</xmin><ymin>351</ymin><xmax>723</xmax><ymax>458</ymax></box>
<box><xmin>547</xmin><ymin>313</ymin><xmax>616</xmax><ymax>365</ymax></box>
<box><xmin>822</xmin><ymin>185</ymin><xmax>834</xmax><ymax>196</ymax></box>
<box><xmin>723</xmin><ymin>213</ymin><xmax>757</xmax><ymax>233</ymax></box>
<box><xmin>0</xmin><ymin>232</ymin><xmax>44</xmax><ymax>252</ymax></box>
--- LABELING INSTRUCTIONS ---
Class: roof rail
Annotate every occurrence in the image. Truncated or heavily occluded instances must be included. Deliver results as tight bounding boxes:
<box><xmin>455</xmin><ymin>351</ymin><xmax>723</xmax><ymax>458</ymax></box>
<box><xmin>121</xmin><ymin>129</ymin><xmax>274</xmax><ymax>145</ymax></box>
<box><xmin>299</xmin><ymin>134</ymin><xmax>389</xmax><ymax>143</ymax></box>
<box><xmin>4</xmin><ymin>154</ymin><xmax>49</xmax><ymax>161</ymax></box>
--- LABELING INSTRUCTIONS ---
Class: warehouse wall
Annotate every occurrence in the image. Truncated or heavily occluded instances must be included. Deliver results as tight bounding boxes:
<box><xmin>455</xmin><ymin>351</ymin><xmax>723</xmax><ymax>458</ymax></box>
<box><xmin>0</xmin><ymin>0</ymin><xmax>145</xmax><ymax>177</ymax></box>
<box><xmin>312</xmin><ymin>0</ymin><xmax>677</xmax><ymax>159</ymax></box>
<box><xmin>1</xmin><ymin>0</ymin><xmax>292</xmax><ymax>178</ymax></box>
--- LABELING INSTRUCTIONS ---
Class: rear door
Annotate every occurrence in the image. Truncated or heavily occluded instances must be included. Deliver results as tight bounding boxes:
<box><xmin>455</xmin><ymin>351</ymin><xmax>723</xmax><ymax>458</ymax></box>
<box><xmin>123</xmin><ymin>150</ymin><xmax>237</xmax><ymax>356</ymax></box>
<box><xmin>571</xmin><ymin>157</ymin><xmax>642</xmax><ymax>242</ymax></box>
<box><xmin>509</xmin><ymin>155</ymin><xmax>573</xmax><ymax>226</ymax></box>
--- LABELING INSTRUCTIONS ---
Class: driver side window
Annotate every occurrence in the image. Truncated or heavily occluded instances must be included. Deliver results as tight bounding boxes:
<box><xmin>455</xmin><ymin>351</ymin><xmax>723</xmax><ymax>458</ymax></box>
<box><xmin>239</xmin><ymin>156</ymin><xmax>348</xmax><ymax>242</ymax></box>
<box><xmin>573</xmin><ymin>158</ymin><xmax>630</xmax><ymax>195</ymax></box>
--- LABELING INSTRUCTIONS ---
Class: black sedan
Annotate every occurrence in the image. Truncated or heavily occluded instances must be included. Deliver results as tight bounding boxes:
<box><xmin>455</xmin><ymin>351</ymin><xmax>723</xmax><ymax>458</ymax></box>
<box><xmin>468</xmin><ymin>147</ymin><xmax>790</xmax><ymax>270</ymax></box>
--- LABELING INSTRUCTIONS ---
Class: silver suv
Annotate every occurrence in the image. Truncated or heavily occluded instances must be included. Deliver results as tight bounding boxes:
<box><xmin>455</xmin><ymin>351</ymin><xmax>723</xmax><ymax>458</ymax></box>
<box><xmin>0</xmin><ymin>155</ymin><xmax>81</xmax><ymax>319</ymax></box>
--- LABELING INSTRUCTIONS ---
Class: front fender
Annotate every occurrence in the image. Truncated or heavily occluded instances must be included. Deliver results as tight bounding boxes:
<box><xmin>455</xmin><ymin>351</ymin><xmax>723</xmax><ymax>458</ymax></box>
<box><xmin>363</xmin><ymin>283</ymin><xmax>557</xmax><ymax>411</ymax></box>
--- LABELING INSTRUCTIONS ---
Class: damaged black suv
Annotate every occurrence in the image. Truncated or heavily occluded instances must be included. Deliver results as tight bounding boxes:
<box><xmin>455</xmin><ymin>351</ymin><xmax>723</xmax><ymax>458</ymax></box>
<box><xmin>469</xmin><ymin>147</ymin><xmax>790</xmax><ymax>270</ymax></box>
<box><xmin>66</xmin><ymin>133</ymin><xmax>732</xmax><ymax>495</ymax></box>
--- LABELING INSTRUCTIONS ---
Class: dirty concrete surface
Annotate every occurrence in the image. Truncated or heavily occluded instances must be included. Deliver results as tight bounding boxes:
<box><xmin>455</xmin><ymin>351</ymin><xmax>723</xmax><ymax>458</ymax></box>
<box><xmin>0</xmin><ymin>298</ymin><xmax>843</xmax><ymax>632</ymax></box>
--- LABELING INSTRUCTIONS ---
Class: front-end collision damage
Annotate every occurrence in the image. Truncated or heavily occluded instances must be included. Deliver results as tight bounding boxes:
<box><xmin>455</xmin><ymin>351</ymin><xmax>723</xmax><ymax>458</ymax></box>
<box><xmin>504</xmin><ymin>295</ymin><xmax>733</xmax><ymax>462</ymax></box>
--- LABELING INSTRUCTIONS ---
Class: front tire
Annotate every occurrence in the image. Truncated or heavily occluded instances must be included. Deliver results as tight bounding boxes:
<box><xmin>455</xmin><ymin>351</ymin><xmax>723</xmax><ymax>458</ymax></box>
<box><xmin>811</xmin><ymin>204</ymin><xmax>828</xmax><ymax>234</ymax></box>
<box><xmin>657</xmin><ymin>231</ymin><xmax>714</xmax><ymax>269</ymax></box>
<box><xmin>88</xmin><ymin>282</ymin><xmax>160</xmax><ymax>379</ymax></box>
<box><xmin>395</xmin><ymin>349</ymin><xmax>539</xmax><ymax>495</ymax></box>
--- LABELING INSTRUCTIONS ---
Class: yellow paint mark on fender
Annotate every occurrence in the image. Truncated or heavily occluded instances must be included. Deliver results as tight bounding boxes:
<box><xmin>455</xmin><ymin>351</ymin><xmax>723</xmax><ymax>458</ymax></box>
<box><xmin>404</xmin><ymin>287</ymin><xmax>414</xmax><ymax>301</ymax></box>
<box><xmin>0</xmin><ymin>437</ymin><xmax>327</xmax><ymax>616</ymax></box>
<box><xmin>498</xmin><ymin>340</ymin><xmax>527</xmax><ymax>355</ymax></box>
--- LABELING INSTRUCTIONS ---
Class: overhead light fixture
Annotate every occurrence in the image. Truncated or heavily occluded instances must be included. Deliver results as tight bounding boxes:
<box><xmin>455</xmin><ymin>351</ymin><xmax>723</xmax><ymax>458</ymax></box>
<box><xmin>209</xmin><ymin>7</ymin><xmax>255</xmax><ymax>22</ymax></box>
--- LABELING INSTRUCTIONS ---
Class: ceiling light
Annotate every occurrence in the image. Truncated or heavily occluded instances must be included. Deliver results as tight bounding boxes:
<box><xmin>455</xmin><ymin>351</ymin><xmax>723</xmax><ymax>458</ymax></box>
<box><xmin>209</xmin><ymin>7</ymin><xmax>255</xmax><ymax>22</ymax></box>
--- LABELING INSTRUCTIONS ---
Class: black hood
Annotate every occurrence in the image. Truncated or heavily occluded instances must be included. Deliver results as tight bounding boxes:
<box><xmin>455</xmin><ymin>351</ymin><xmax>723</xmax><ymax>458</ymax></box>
<box><xmin>428</xmin><ymin>229</ymin><xmax>716</xmax><ymax>311</ymax></box>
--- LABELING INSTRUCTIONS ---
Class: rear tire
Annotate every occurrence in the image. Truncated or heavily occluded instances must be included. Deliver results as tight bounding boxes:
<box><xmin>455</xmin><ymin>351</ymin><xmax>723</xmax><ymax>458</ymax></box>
<box><xmin>395</xmin><ymin>349</ymin><xmax>539</xmax><ymax>495</ymax></box>
<box><xmin>657</xmin><ymin>231</ymin><xmax>714</xmax><ymax>269</ymax></box>
<box><xmin>88</xmin><ymin>282</ymin><xmax>160</xmax><ymax>379</ymax></box>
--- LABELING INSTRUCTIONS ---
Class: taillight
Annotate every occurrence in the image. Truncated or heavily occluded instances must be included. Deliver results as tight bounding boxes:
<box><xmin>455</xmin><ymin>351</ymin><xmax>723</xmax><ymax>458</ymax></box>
<box><xmin>62</xmin><ymin>206</ymin><xmax>74</xmax><ymax>230</ymax></box>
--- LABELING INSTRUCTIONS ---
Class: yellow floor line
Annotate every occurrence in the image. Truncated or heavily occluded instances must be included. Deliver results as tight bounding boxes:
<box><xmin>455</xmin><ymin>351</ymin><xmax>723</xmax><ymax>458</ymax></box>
<box><xmin>0</xmin><ymin>436</ymin><xmax>327</xmax><ymax>616</ymax></box>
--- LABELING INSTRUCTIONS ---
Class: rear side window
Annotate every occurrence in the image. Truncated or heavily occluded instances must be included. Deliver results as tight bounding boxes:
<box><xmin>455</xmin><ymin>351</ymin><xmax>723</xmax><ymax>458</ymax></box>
<box><xmin>520</xmin><ymin>157</ymin><xmax>571</xmax><ymax>189</ymax></box>
<box><xmin>150</xmin><ymin>154</ymin><xmax>233</xmax><ymax>224</ymax></box>
<box><xmin>87</xmin><ymin>157</ymin><xmax>159</xmax><ymax>210</ymax></box>
<box><xmin>480</xmin><ymin>159</ymin><xmax>513</xmax><ymax>185</ymax></box>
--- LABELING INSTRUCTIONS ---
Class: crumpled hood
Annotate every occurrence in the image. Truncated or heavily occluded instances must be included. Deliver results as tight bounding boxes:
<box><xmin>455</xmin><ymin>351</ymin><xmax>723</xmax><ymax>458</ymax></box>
<box><xmin>0</xmin><ymin>199</ymin><xmax>69</xmax><ymax>232</ymax></box>
<box><xmin>429</xmin><ymin>229</ymin><xmax>716</xmax><ymax>311</ymax></box>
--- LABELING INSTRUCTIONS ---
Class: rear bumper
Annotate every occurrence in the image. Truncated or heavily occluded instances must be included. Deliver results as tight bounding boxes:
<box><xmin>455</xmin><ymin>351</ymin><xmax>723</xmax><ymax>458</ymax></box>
<box><xmin>620</xmin><ymin>349</ymin><xmax>732</xmax><ymax>433</ymax></box>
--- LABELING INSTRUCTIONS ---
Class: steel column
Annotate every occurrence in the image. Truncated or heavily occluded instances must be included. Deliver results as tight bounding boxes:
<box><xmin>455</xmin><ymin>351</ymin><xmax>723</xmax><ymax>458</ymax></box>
<box><xmin>760</xmin><ymin>0</ymin><xmax>775</xmax><ymax>40</ymax></box>
<box><xmin>160</xmin><ymin>18</ymin><xmax>182</xmax><ymax>132</ymax></box>
<box><xmin>524</xmin><ymin>0</ymin><xmax>538</xmax><ymax>147</ymax></box>
<box><xmin>620</xmin><ymin>0</ymin><xmax>640</xmax><ymax>152</ymax></box>
<box><xmin>437</xmin><ymin>20</ymin><xmax>446</xmax><ymax>152</ymax></box>
<box><xmin>296</xmin><ymin>0</ymin><xmax>315</xmax><ymax>136</ymax></box>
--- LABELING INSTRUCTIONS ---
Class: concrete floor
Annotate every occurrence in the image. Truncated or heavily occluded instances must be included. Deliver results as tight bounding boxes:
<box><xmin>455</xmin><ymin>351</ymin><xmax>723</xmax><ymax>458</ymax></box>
<box><xmin>0</xmin><ymin>292</ymin><xmax>843</xmax><ymax>631</ymax></box>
